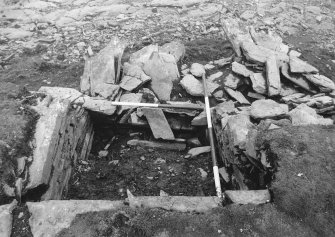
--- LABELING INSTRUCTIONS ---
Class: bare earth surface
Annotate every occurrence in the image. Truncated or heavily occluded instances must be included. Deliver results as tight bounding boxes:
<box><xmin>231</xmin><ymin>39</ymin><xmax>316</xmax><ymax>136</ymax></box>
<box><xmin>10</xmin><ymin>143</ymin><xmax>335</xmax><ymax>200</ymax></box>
<box><xmin>1</xmin><ymin>0</ymin><xmax>335</xmax><ymax>236</ymax></box>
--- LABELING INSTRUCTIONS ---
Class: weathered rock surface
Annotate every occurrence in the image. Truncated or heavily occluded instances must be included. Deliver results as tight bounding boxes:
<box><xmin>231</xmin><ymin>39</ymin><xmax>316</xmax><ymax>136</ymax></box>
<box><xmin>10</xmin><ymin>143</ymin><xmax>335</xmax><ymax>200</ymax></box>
<box><xmin>0</xmin><ymin>28</ymin><xmax>33</xmax><ymax>39</ymax></box>
<box><xmin>129</xmin><ymin>44</ymin><xmax>159</xmax><ymax>66</ymax></box>
<box><xmin>190</xmin><ymin>63</ymin><xmax>205</xmax><ymax>77</ymax></box>
<box><xmin>0</xmin><ymin>200</ymin><xmax>17</xmax><ymax>237</ymax></box>
<box><xmin>191</xmin><ymin>111</ymin><xmax>207</xmax><ymax>126</ymax></box>
<box><xmin>119</xmin><ymin>63</ymin><xmax>151</xmax><ymax>91</ymax></box>
<box><xmin>141</xmin><ymin>108</ymin><xmax>175</xmax><ymax>140</ymax></box>
<box><xmin>226</xmin><ymin>114</ymin><xmax>254</xmax><ymax>148</ymax></box>
<box><xmin>143</xmin><ymin>51</ymin><xmax>179</xmax><ymax>101</ymax></box>
<box><xmin>250</xmin><ymin>99</ymin><xmax>288</xmax><ymax>119</ymax></box>
<box><xmin>160</xmin><ymin>41</ymin><xmax>185</xmax><ymax>62</ymax></box>
<box><xmin>208</xmin><ymin>71</ymin><xmax>223</xmax><ymax>82</ymax></box>
<box><xmin>225</xmin><ymin>190</ymin><xmax>270</xmax><ymax>204</ymax></box>
<box><xmin>118</xmin><ymin>93</ymin><xmax>143</xmax><ymax>114</ymax></box>
<box><xmin>250</xmin><ymin>73</ymin><xmax>267</xmax><ymax>94</ymax></box>
<box><xmin>248</xmin><ymin>92</ymin><xmax>266</xmax><ymax>100</ymax></box>
<box><xmin>180</xmin><ymin>75</ymin><xmax>219</xmax><ymax>96</ymax></box>
<box><xmin>27</xmin><ymin>96</ymin><xmax>94</xmax><ymax>200</ymax></box>
<box><xmin>215</xmin><ymin>100</ymin><xmax>235</xmax><ymax>117</ymax></box>
<box><xmin>187</xmin><ymin>146</ymin><xmax>211</xmax><ymax>157</ymax></box>
<box><xmin>232</xmin><ymin>62</ymin><xmax>252</xmax><ymax>77</ymax></box>
<box><xmin>266</xmin><ymin>54</ymin><xmax>281</xmax><ymax>96</ymax></box>
<box><xmin>224</xmin><ymin>87</ymin><xmax>250</xmax><ymax>104</ymax></box>
<box><xmin>249</xmin><ymin>27</ymin><xmax>287</xmax><ymax>53</ymax></box>
<box><xmin>245</xmin><ymin>128</ymin><xmax>258</xmax><ymax>159</ymax></box>
<box><xmin>288</xmin><ymin>104</ymin><xmax>333</xmax><ymax>126</ymax></box>
<box><xmin>27</xmin><ymin>200</ymin><xmax>124</xmax><ymax>237</ymax></box>
<box><xmin>289</xmin><ymin>56</ymin><xmax>318</xmax><ymax>74</ymax></box>
<box><xmin>127</xmin><ymin>139</ymin><xmax>186</xmax><ymax>151</ymax></box>
<box><xmin>304</xmin><ymin>74</ymin><xmax>335</xmax><ymax>91</ymax></box>
<box><xmin>127</xmin><ymin>190</ymin><xmax>221</xmax><ymax>213</ymax></box>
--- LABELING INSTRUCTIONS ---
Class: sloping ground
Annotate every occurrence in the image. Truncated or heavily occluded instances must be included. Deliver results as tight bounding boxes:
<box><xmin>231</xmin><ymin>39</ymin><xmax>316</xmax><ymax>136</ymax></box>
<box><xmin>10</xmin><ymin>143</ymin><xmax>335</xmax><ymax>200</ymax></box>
<box><xmin>55</xmin><ymin>204</ymin><xmax>316</xmax><ymax>237</ymax></box>
<box><xmin>260</xmin><ymin>125</ymin><xmax>335</xmax><ymax>236</ymax></box>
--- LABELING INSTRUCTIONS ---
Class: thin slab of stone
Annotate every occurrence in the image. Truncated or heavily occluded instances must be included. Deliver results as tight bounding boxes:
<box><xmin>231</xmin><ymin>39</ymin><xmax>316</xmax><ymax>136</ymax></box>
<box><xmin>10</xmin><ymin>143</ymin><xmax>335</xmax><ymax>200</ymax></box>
<box><xmin>250</xmin><ymin>72</ymin><xmax>267</xmax><ymax>95</ymax></box>
<box><xmin>281</xmin><ymin>63</ymin><xmax>316</xmax><ymax>93</ymax></box>
<box><xmin>76</xmin><ymin>96</ymin><xmax>117</xmax><ymax>115</ymax></box>
<box><xmin>288</xmin><ymin>104</ymin><xmax>333</xmax><ymax>126</ymax></box>
<box><xmin>0</xmin><ymin>200</ymin><xmax>17</xmax><ymax>237</ymax></box>
<box><xmin>208</xmin><ymin>71</ymin><xmax>223</xmax><ymax>82</ymax></box>
<box><xmin>266</xmin><ymin>54</ymin><xmax>281</xmax><ymax>96</ymax></box>
<box><xmin>143</xmin><ymin>51</ymin><xmax>179</xmax><ymax>101</ymax></box>
<box><xmin>159</xmin><ymin>41</ymin><xmax>185</xmax><ymax>62</ymax></box>
<box><xmin>180</xmin><ymin>75</ymin><xmax>219</xmax><ymax>96</ymax></box>
<box><xmin>127</xmin><ymin>190</ymin><xmax>221</xmax><ymax>213</ymax></box>
<box><xmin>224</xmin><ymin>87</ymin><xmax>250</xmax><ymax>105</ymax></box>
<box><xmin>141</xmin><ymin>108</ymin><xmax>174</xmax><ymax>140</ymax></box>
<box><xmin>215</xmin><ymin>100</ymin><xmax>235</xmax><ymax>117</ymax></box>
<box><xmin>231</xmin><ymin>62</ymin><xmax>252</xmax><ymax>77</ymax></box>
<box><xmin>241</xmin><ymin>41</ymin><xmax>289</xmax><ymax>64</ymax></box>
<box><xmin>27</xmin><ymin>200</ymin><xmax>125</xmax><ymax>237</ymax></box>
<box><xmin>187</xmin><ymin>146</ymin><xmax>211</xmax><ymax>157</ymax></box>
<box><xmin>250</xmin><ymin>99</ymin><xmax>288</xmax><ymax>119</ymax></box>
<box><xmin>129</xmin><ymin>44</ymin><xmax>159</xmax><ymax>66</ymax></box>
<box><xmin>304</xmin><ymin>74</ymin><xmax>335</xmax><ymax>91</ymax></box>
<box><xmin>39</xmin><ymin>86</ymin><xmax>83</xmax><ymax>102</ymax></box>
<box><xmin>245</xmin><ymin>128</ymin><xmax>258</xmax><ymax>159</ymax></box>
<box><xmin>247</xmin><ymin>92</ymin><xmax>266</xmax><ymax>100</ymax></box>
<box><xmin>280</xmin><ymin>84</ymin><xmax>300</xmax><ymax>97</ymax></box>
<box><xmin>225</xmin><ymin>190</ymin><xmax>270</xmax><ymax>204</ymax></box>
<box><xmin>223</xmin><ymin>73</ymin><xmax>240</xmax><ymax>89</ymax></box>
<box><xmin>127</xmin><ymin>139</ymin><xmax>186</xmax><ymax>151</ymax></box>
<box><xmin>289</xmin><ymin>56</ymin><xmax>318</xmax><ymax>74</ymax></box>
<box><xmin>119</xmin><ymin>63</ymin><xmax>151</xmax><ymax>91</ymax></box>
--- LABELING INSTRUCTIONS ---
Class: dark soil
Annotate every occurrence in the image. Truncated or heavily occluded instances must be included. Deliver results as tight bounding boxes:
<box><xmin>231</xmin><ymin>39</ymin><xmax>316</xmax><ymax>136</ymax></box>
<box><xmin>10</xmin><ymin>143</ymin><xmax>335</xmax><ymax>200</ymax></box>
<box><xmin>11</xmin><ymin>204</ymin><xmax>33</xmax><ymax>237</ymax></box>
<box><xmin>67</xmin><ymin>123</ymin><xmax>216</xmax><ymax>200</ymax></box>
<box><xmin>260</xmin><ymin>125</ymin><xmax>335</xmax><ymax>236</ymax></box>
<box><xmin>56</xmin><ymin>204</ymin><xmax>317</xmax><ymax>237</ymax></box>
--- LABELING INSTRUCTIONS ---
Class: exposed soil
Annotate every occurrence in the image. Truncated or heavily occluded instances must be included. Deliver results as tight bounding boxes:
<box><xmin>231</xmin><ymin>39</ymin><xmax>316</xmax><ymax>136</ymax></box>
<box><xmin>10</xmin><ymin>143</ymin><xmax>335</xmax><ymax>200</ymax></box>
<box><xmin>67</xmin><ymin>123</ymin><xmax>216</xmax><ymax>200</ymax></box>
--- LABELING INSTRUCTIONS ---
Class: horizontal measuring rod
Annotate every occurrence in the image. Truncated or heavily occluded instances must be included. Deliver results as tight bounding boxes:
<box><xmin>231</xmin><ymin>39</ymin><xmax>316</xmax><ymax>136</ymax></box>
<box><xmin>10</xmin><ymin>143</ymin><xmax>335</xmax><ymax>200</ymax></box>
<box><xmin>109</xmin><ymin>101</ymin><xmax>204</xmax><ymax>110</ymax></box>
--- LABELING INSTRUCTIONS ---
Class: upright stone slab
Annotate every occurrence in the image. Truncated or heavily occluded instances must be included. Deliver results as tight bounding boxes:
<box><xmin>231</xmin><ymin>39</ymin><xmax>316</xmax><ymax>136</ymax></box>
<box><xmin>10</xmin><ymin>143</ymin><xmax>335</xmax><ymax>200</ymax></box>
<box><xmin>0</xmin><ymin>200</ymin><xmax>17</xmax><ymax>237</ymax></box>
<box><xmin>141</xmin><ymin>108</ymin><xmax>175</xmax><ymax>140</ymax></box>
<box><xmin>266</xmin><ymin>54</ymin><xmax>281</xmax><ymax>96</ymax></box>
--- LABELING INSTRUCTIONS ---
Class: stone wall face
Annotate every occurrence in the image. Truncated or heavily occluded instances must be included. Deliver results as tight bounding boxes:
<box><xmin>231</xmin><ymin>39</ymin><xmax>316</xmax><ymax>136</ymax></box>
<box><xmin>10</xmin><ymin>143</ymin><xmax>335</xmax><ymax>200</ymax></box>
<box><xmin>26</xmin><ymin>97</ymin><xmax>94</xmax><ymax>200</ymax></box>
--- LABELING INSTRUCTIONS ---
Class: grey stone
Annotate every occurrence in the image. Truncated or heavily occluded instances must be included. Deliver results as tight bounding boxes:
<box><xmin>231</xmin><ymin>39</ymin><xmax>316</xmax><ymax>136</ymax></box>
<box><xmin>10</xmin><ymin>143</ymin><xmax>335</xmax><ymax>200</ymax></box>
<box><xmin>225</xmin><ymin>190</ymin><xmax>270</xmax><ymax>204</ymax></box>
<box><xmin>219</xmin><ymin>167</ymin><xmax>230</xmax><ymax>182</ymax></box>
<box><xmin>250</xmin><ymin>99</ymin><xmax>288</xmax><ymax>119</ymax></box>
<box><xmin>198</xmin><ymin>168</ymin><xmax>208</xmax><ymax>180</ymax></box>
<box><xmin>160</xmin><ymin>41</ymin><xmax>185</xmax><ymax>62</ymax></box>
<box><xmin>247</xmin><ymin>92</ymin><xmax>266</xmax><ymax>100</ymax></box>
<box><xmin>249</xmin><ymin>26</ymin><xmax>287</xmax><ymax>53</ymax></box>
<box><xmin>250</xmin><ymin>73</ymin><xmax>267</xmax><ymax>94</ymax></box>
<box><xmin>289</xmin><ymin>56</ymin><xmax>318</xmax><ymax>74</ymax></box>
<box><xmin>208</xmin><ymin>71</ymin><xmax>223</xmax><ymax>82</ymax></box>
<box><xmin>281</xmin><ymin>63</ymin><xmax>316</xmax><ymax>93</ymax></box>
<box><xmin>120</xmin><ymin>63</ymin><xmax>151</xmax><ymax>91</ymax></box>
<box><xmin>190</xmin><ymin>63</ymin><xmax>205</xmax><ymax>77</ymax></box>
<box><xmin>0</xmin><ymin>200</ymin><xmax>17</xmax><ymax>237</ymax></box>
<box><xmin>127</xmin><ymin>190</ymin><xmax>221</xmax><ymax>213</ymax></box>
<box><xmin>143</xmin><ymin>52</ymin><xmax>179</xmax><ymax>101</ymax></box>
<box><xmin>0</xmin><ymin>28</ymin><xmax>33</xmax><ymax>39</ymax></box>
<box><xmin>79</xmin><ymin>96</ymin><xmax>117</xmax><ymax>115</ymax></box>
<box><xmin>288</xmin><ymin>104</ymin><xmax>333</xmax><ymax>126</ymax></box>
<box><xmin>141</xmin><ymin>108</ymin><xmax>175</xmax><ymax>140</ymax></box>
<box><xmin>232</xmin><ymin>62</ymin><xmax>252</xmax><ymax>77</ymax></box>
<box><xmin>245</xmin><ymin>129</ymin><xmax>258</xmax><ymax>159</ymax></box>
<box><xmin>304</xmin><ymin>74</ymin><xmax>335</xmax><ymax>91</ymax></box>
<box><xmin>306</xmin><ymin>5</ymin><xmax>321</xmax><ymax>14</ymax></box>
<box><xmin>150</xmin><ymin>0</ymin><xmax>206</xmax><ymax>8</ymax></box>
<box><xmin>281</xmin><ymin>93</ymin><xmax>306</xmax><ymax>103</ymax></box>
<box><xmin>27</xmin><ymin>200</ymin><xmax>124</xmax><ymax>237</ymax></box>
<box><xmin>127</xmin><ymin>139</ymin><xmax>186</xmax><ymax>151</ymax></box>
<box><xmin>215</xmin><ymin>100</ymin><xmax>235</xmax><ymax>117</ymax></box>
<box><xmin>280</xmin><ymin>84</ymin><xmax>300</xmax><ymax>97</ymax></box>
<box><xmin>266</xmin><ymin>54</ymin><xmax>281</xmax><ymax>96</ymax></box>
<box><xmin>226</xmin><ymin>114</ymin><xmax>254</xmax><ymax>149</ymax></box>
<box><xmin>191</xmin><ymin>111</ymin><xmax>207</xmax><ymax>126</ymax></box>
<box><xmin>240</xmin><ymin>10</ymin><xmax>255</xmax><ymax>20</ymax></box>
<box><xmin>224</xmin><ymin>87</ymin><xmax>250</xmax><ymax>104</ymax></box>
<box><xmin>213</xmin><ymin>57</ymin><xmax>232</xmax><ymax>66</ymax></box>
<box><xmin>223</xmin><ymin>73</ymin><xmax>240</xmax><ymax>89</ymax></box>
<box><xmin>129</xmin><ymin>44</ymin><xmax>159</xmax><ymax>66</ymax></box>
<box><xmin>180</xmin><ymin>75</ymin><xmax>219</xmax><ymax>96</ymax></box>
<box><xmin>118</xmin><ymin>93</ymin><xmax>143</xmax><ymax>114</ymax></box>
<box><xmin>289</xmin><ymin>50</ymin><xmax>301</xmax><ymax>58</ymax></box>
<box><xmin>187</xmin><ymin>146</ymin><xmax>211</xmax><ymax>157</ymax></box>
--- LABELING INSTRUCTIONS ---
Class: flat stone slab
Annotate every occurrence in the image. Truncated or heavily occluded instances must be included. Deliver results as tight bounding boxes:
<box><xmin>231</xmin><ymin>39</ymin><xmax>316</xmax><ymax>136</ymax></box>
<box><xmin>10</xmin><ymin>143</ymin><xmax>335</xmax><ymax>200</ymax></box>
<box><xmin>159</xmin><ymin>41</ymin><xmax>185</xmax><ymax>62</ymax></box>
<box><xmin>250</xmin><ymin>99</ymin><xmax>288</xmax><ymax>119</ymax></box>
<box><xmin>190</xmin><ymin>63</ymin><xmax>205</xmax><ymax>77</ymax></box>
<box><xmin>224</xmin><ymin>87</ymin><xmax>250</xmax><ymax>104</ymax></box>
<box><xmin>225</xmin><ymin>190</ymin><xmax>271</xmax><ymax>204</ymax></box>
<box><xmin>119</xmin><ymin>63</ymin><xmax>151</xmax><ymax>91</ymax></box>
<box><xmin>250</xmin><ymin>72</ymin><xmax>267</xmax><ymax>95</ymax></box>
<box><xmin>180</xmin><ymin>75</ymin><xmax>219</xmax><ymax>96</ymax></box>
<box><xmin>0</xmin><ymin>200</ymin><xmax>17</xmax><ymax>237</ymax></box>
<box><xmin>223</xmin><ymin>73</ymin><xmax>240</xmax><ymax>89</ymax></box>
<box><xmin>127</xmin><ymin>190</ymin><xmax>221</xmax><ymax>213</ymax></box>
<box><xmin>289</xmin><ymin>56</ymin><xmax>318</xmax><ymax>74</ymax></box>
<box><xmin>232</xmin><ymin>62</ymin><xmax>252</xmax><ymax>77</ymax></box>
<box><xmin>141</xmin><ymin>108</ymin><xmax>175</xmax><ymax>140</ymax></box>
<box><xmin>118</xmin><ymin>93</ymin><xmax>143</xmax><ymax>114</ymax></box>
<box><xmin>187</xmin><ymin>146</ymin><xmax>211</xmax><ymax>157</ymax></box>
<box><xmin>304</xmin><ymin>74</ymin><xmax>335</xmax><ymax>91</ymax></box>
<box><xmin>127</xmin><ymin>139</ymin><xmax>186</xmax><ymax>151</ymax></box>
<box><xmin>226</xmin><ymin>114</ymin><xmax>254</xmax><ymax>149</ymax></box>
<box><xmin>27</xmin><ymin>200</ymin><xmax>125</xmax><ymax>237</ymax></box>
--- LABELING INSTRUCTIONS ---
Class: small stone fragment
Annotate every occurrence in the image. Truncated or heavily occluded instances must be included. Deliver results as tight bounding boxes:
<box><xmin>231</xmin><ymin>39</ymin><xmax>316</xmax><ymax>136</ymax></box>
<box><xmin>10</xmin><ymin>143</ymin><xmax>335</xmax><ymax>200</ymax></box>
<box><xmin>232</xmin><ymin>62</ymin><xmax>252</xmax><ymax>77</ymax></box>
<box><xmin>180</xmin><ymin>75</ymin><xmax>219</xmax><ymax>96</ymax></box>
<box><xmin>224</xmin><ymin>87</ymin><xmax>250</xmax><ymax>104</ymax></box>
<box><xmin>289</xmin><ymin>50</ymin><xmax>301</xmax><ymax>58</ymax></box>
<box><xmin>289</xmin><ymin>56</ymin><xmax>318</xmax><ymax>74</ymax></box>
<box><xmin>118</xmin><ymin>93</ymin><xmax>143</xmax><ymax>115</ymax></box>
<box><xmin>247</xmin><ymin>92</ymin><xmax>266</xmax><ymax>100</ymax></box>
<box><xmin>250</xmin><ymin>73</ymin><xmax>267</xmax><ymax>94</ymax></box>
<box><xmin>225</xmin><ymin>190</ymin><xmax>270</xmax><ymax>204</ymax></box>
<box><xmin>250</xmin><ymin>99</ymin><xmax>288</xmax><ymax>119</ymax></box>
<box><xmin>198</xmin><ymin>168</ymin><xmax>208</xmax><ymax>180</ymax></box>
<box><xmin>219</xmin><ymin>167</ymin><xmax>230</xmax><ymax>182</ymax></box>
<box><xmin>223</xmin><ymin>73</ymin><xmax>240</xmax><ymax>89</ymax></box>
<box><xmin>208</xmin><ymin>72</ymin><xmax>223</xmax><ymax>82</ymax></box>
<box><xmin>190</xmin><ymin>63</ymin><xmax>205</xmax><ymax>77</ymax></box>
<box><xmin>215</xmin><ymin>100</ymin><xmax>235</xmax><ymax>117</ymax></box>
<box><xmin>240</xmin><ymin>10</ymin><xmax>255</xmax><ymax>20</ymax></box>
<box><xmin>127</xmin><ymin>139</ymin><xmax>186</xmax><ymax>151</ymax></box>
<box><xmin>191</xmin><ymin>111</ymin><xmax>207</xmax><ymax>126</ymax></box>
<box><xmin>304</xmin><ymin>74</ymin><xmax>335</xmax><ymax>91</ymax></box>
<box><xmin>187</xmin><ymin>146</ymin><xmax>211</xmax><ymax>157</ymax></box>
